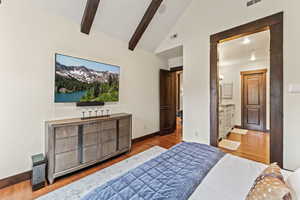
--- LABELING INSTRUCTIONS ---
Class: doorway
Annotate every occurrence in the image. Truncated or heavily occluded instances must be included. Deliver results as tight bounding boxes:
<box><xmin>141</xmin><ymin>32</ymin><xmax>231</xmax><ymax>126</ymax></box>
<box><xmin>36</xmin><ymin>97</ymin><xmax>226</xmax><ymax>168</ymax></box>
<box><xmin>160</xmin><ymin>66</ymin><xmax>183</xmax><ymax>136</ymax></box>
<box><xmin>210</xmin><ymin>12</ymin><xmax>283</xmax><ymax>167</ymax></box>
<box><xmin>217</xmin><ymin>30</ymin><xmax>270</xmax><ymax>164</ymax></box>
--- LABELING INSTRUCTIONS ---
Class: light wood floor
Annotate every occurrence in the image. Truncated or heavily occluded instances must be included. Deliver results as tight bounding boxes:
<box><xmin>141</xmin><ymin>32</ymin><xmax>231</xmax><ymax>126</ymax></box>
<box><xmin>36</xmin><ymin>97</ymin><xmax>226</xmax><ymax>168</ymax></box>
<box><xmin>219</xmin><ymin>130</ymin><xmax>270</xmax><ymax>164</ymax></box>
<box><xmin>0</xmin><ymin>124</ymin><xmax>182</xmax><ymax>200</ymax></box>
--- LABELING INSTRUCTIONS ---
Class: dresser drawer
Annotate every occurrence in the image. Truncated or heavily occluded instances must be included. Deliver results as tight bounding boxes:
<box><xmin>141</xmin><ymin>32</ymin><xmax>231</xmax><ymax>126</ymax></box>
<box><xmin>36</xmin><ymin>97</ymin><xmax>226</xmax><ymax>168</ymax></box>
<box><xmin>102</xmin><ymin>140</ymin><xmax>116</xmax><ymax>157</ymax></box>
<box><xmin>55</xmin><ymin>136</ymin><xmax>78</xmax><ymax>154</ymax></box>
<box><xmin>101</xmin><ymin>129</ymin><xmax>117</xmax><ymax>143</ymax></box>
<box><xmin>119</xmin><ymin>118</ymin><xmax>130</xmax><ymax>128</ymax></box>
<box><xmin>82</xmin><ymin>145</ymin><xmax>97</xmax><ymax>163</ymax></box>
<box><xmin>83</xmin><ymin>133</ymin><xmax>98</xmax><ymax>147</ymax></box>
<box><xmin>55</xmin><ymin>126</ymin><xmax>78</xmax><ymax>139</ymax></box>
<box><xmin>102</xmin><ymin>120</ymin><xmax>116</xmax><ymax>130</ymax></box>
<box><xmin>83</xmin><ymin>123</ymin><xmax>100</xmax><ymax>134</ymax></box>
<box><xmin>55</xmin><ymin>150</ymin><xmax>79</xmax><ymax>173</ymax></box>
<box><xmin>97</xmin><ymin>143</ymin><xmax>102</xmax><ymax>159</ymax></box>
<box><xmin>119</xmin><ymin>126</ymin><xmax>130</xmax><ymax>137</ymax></box>
<box><xmin>118</xmin><ymin>136</ymin><xmax>130</xmax><ymax>150</ymax></box>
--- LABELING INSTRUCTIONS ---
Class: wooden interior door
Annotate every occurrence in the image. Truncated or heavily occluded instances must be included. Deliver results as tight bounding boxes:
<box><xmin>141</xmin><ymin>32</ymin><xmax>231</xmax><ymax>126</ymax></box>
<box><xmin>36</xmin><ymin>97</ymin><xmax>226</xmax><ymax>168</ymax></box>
<box><xmin>160</xmin><ymin>69</ymin><xmax>176</xmax><ymax>134</ymax></box>
<box><xmin>241</xmin><ymin>69</ymin><xmax>267</xmax><ymax>131</ymax></box>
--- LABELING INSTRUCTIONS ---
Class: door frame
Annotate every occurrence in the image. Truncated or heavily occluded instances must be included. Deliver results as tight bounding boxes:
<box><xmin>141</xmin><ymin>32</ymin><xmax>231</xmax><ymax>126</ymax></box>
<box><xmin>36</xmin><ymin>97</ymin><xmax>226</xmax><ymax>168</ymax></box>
<box><xmin>177</xmin><ymin>72</ymin><xmax>183</xmax><ymax>112</ymax></box>
<box><xmin>210</xmin><ymin>12</ymin><xmax>283</xmax><ymax>167</ymax></box>
<box><xmin>170</xmin><ymin>66</ymin><xmax>183</xmax><ymax>112</ymax></box>
<box><xmin>241</xmin><ymin>69</ymin><xmax>267</xmax><ymax>132</ymax></box>
<box><xmin>170</xmin><ymin>66</ymin><xmax>184</xmax><ymax>113</ymax></box>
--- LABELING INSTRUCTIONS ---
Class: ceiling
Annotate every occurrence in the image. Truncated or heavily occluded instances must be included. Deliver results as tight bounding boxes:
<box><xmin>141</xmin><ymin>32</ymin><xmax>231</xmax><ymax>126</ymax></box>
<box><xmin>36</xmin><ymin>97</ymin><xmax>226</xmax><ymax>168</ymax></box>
<box><xmin>35</xmin><ymin>0</ymin><xmax>192</xmax><ymax>52</ymax></box>
<box><xmin>218</xmin><ymin>30</ymin><xmax>270</xmax><ymax>68</ymax></box>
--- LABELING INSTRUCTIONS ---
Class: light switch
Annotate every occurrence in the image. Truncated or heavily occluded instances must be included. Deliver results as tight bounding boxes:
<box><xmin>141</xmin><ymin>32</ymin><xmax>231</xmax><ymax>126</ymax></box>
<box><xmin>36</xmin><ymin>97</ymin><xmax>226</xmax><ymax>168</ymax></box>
<box><xmin>288</xmin><ymin>84</ymin><xmax>300</xmax><ymax>93</ymax></box>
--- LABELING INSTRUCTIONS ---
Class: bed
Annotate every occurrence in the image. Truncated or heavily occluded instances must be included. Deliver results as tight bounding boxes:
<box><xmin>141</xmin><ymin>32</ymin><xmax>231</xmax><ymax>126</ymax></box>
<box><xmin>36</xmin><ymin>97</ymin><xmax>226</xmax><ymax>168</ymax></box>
<box><xmin>190</xmin><ymin>153</ymin><xmax>291</xmax><ymax>199</ymax></box>
<box><xmin>38</xmin><ymin>142</ymin><xmax>293</xmax><ymax>200</ymax></box>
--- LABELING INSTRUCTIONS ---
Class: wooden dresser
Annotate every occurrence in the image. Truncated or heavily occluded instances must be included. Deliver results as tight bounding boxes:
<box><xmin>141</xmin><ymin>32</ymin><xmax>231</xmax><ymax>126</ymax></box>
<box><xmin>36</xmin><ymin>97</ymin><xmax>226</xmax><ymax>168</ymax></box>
<box><xmin>45</xmin><ymin>113</ymin><xmax>132</xmax><ymax>184</ymax></box>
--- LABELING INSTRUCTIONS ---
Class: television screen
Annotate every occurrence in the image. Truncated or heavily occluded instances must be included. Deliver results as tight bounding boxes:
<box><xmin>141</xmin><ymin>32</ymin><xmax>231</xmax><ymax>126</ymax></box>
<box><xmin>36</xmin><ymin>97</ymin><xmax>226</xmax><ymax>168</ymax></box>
<box><xmin>55</xmin><ymin>54</ymin><xmax>120</xmax><ymax>103</ymax></box>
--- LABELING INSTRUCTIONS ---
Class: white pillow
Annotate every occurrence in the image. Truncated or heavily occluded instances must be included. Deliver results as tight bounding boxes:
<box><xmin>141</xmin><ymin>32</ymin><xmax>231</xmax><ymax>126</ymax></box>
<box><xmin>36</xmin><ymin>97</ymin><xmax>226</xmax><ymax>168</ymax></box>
<box><xmin>287</xmin><ymin>168</ymin><xmax>300</xmax><ymax>200</ymax></box>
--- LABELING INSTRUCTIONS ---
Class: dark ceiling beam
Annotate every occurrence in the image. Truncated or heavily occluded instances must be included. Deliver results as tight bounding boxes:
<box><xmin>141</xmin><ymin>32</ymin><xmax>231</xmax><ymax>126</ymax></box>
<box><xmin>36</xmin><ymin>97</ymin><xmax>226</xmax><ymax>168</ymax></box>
<box><xmin>81</xmin><ymin>0</ymin><xmax>101</xmax><ymax>34</ymax></box>
<box><xmin>129</xmin><ymin>0</ymin><xmax>164</xmax><ymax>51</ymax></box>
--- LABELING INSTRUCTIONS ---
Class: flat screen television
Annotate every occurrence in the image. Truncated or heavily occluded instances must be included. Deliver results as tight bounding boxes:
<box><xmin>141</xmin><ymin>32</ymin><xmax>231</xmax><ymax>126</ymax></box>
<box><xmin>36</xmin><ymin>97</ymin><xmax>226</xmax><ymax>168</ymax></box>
<box><xmin>55</xmin><ymin>54</ymin><xmax>120</xmax><ymax>103</ymax></box>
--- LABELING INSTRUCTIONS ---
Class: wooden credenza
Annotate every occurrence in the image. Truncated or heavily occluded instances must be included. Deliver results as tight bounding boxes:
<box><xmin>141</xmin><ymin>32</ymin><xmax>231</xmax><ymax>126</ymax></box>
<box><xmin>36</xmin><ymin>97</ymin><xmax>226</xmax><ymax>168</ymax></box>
<box><xmin>45</xmin><ymin>113</ymin><xmax>132</xmax><ymax>184</ymax></box>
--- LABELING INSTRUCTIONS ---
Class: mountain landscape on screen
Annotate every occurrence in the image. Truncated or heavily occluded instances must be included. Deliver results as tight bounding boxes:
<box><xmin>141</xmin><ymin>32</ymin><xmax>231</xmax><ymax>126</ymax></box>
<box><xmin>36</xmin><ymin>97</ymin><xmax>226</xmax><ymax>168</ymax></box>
<box><xmin>55</xmin><ymin>54</ymin><xmax>120</xmax><ymax>103</ymax></box>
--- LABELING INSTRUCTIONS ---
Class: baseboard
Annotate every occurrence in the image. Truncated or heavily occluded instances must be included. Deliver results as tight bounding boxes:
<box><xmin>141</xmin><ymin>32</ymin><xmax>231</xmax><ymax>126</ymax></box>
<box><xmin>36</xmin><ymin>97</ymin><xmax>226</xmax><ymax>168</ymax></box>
<box><xmin>234</xmin><ymin>125</ymin><xmax>243</xmax><ymax>129</ymax></box>
<box><xmin>234</xmin><ymin>125</ymin><xmax>270</xmax><ymax>133</ymax></box>
<box><xmin>0</xmin><ymin>170</ymin><xmax>32</xmax><ymax>190</ymax></box>
<box><xmin>132</xmin><ymin>131</ymin><xmax>160</xmax><ymax>144</ymax></box>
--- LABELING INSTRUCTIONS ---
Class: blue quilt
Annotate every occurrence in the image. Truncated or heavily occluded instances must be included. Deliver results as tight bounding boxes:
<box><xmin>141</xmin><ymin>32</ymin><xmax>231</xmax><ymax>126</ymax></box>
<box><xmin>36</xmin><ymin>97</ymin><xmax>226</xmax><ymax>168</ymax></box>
<box><xmin>82</xmin><ymin>142</ymin><xmax>225</xmax><ymax>200</ymax></box>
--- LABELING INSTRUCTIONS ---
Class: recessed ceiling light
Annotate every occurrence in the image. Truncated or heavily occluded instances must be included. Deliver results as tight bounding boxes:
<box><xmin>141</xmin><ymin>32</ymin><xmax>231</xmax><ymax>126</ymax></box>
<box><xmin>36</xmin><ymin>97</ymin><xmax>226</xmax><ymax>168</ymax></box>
<box><xmin>243</xmin><ymin>37</ymin><xmax>250</xmax><ymax>44</ymax></box>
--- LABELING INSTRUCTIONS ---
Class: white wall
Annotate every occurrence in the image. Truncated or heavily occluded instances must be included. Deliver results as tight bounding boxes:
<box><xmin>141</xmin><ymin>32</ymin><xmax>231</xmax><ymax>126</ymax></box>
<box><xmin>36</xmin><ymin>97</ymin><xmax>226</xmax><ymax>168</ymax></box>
<box><xmin>220</xmin><ymin>60</ymin><xmax>270</xmax><ymax>130</ymax></box>
<box><xmin>157</xmin><ymin>0</ymin><xmax>300</xmax><ymax>170</ymax></box>
<box><xmin>0</xmin><ymin>0</ymin><xmax>167</xmax><ymax>179</ymax></box>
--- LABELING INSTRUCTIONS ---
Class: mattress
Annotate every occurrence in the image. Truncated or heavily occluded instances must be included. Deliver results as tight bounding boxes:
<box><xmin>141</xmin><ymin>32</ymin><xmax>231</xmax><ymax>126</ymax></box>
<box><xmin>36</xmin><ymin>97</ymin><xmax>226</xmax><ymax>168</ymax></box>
<box><xmin>189</xmin><ymin>154</ymin><xmax>291</xmax><ymax>200</ymax></box>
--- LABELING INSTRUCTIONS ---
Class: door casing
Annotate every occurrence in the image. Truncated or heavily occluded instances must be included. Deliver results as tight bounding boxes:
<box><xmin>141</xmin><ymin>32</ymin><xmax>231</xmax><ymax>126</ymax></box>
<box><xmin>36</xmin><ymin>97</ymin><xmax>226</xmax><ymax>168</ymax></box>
<box><xmin>210</xmin><ymin>12</ymin><xmax>283</xmax><ymax>167</ymax></box>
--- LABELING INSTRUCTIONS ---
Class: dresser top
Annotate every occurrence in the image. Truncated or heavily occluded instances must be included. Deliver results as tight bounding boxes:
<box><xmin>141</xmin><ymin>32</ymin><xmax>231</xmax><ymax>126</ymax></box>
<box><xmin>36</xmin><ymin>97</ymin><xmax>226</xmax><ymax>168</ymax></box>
<box><xmin>46</xmin><ymin>113</ymin><xmax>131</xmax><ymax>126</ymax></box>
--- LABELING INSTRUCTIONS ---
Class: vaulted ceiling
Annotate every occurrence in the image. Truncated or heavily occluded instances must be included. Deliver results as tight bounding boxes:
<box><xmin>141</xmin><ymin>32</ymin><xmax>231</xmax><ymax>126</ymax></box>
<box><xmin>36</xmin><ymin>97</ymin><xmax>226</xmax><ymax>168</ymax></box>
<box><xmin>35</xmin><ymin>0</ymin><xmax>192</xmax><ymax>52</ymax></box>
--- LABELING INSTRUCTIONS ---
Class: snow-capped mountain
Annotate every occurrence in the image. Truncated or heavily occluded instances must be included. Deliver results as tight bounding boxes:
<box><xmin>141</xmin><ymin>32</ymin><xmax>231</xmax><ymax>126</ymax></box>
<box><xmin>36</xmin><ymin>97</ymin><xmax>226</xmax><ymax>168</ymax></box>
<box><xmin>56</xmin><ymin>62</ymin><xmax>119</xmax><ymax>84</ymax></box>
